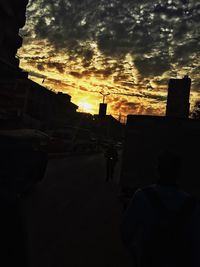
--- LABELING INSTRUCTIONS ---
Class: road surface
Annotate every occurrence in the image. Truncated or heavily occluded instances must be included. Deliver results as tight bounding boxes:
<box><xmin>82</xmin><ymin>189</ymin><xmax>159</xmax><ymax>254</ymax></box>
<box><xmin>22</xmin><ymin>152</ymin><xmax>133</xmax><ymax>267</ymax></box>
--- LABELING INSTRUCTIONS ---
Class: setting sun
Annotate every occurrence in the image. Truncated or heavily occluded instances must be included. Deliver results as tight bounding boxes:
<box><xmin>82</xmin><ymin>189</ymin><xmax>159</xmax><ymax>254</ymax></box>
<box><xmin>78</xmin><ymin>101</ymin><xmax>93</xmax><ymax>113</ymax></box>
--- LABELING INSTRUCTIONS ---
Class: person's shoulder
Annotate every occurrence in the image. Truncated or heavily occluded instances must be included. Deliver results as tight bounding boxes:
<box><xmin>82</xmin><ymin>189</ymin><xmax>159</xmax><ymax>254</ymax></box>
<box><xmin>132</xmin><ymin>185</ymin><xmax>155</xmax><ymax>202</ymax></box>
<box><xmin>138</xmin><ymin>184</ymin><xmax>157</xmax><ymax>193</ymax></box>
<box><xmin>127</xmin><ymin>185</ymin><xmax>157</xmax><ymax>212</ymax></box>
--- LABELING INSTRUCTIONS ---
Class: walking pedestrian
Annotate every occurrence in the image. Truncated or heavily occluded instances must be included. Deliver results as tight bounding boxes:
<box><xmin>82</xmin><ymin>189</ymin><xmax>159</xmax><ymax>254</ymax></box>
<box><xmin>104</xmin><ymin>143</ymin><xmax>118</xmax><ymax>182</ymax></box>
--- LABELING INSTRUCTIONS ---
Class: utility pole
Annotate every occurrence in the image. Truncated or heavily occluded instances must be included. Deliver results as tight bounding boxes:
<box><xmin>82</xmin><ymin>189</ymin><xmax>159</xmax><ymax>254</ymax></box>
<box><xmin>100</xmin><ymin>92</ymin><xmax>110</xmax><ymax>103</ymax></box>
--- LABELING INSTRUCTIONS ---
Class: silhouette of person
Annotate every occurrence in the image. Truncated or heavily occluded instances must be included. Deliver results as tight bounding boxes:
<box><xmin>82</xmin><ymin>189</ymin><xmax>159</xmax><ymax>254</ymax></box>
<box><xmin>120</xmin><ymin>150</ymin><xmax>200</xmax><ymax>267</ymax></box>
<box><xmin>104</xmin><ymin>143</ymin><xmax>118</xmax><ymax>182</ymax></box>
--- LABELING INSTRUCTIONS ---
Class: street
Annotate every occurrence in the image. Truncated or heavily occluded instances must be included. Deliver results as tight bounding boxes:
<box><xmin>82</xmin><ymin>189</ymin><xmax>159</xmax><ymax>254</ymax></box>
<box><xmin>22</xmin><ymin>152</ymin><xmax>133</xmax><ymax>267</ymax></box>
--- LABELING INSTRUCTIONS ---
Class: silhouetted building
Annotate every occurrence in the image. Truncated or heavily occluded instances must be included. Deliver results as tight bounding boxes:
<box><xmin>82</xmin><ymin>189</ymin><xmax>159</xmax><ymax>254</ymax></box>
<box><xmin>0</xmin><ymin>0</ymin><xmax>28</xmax><ymax>109</ymax></box>
<box><xmin>0</xmin><ymin>79</ymin><xmax>78</xmax><ymax>129</ymax></box>
<box><xmin>120</xmin><ymin>115</ymin><xmax>200</xmax><ymax>199</ymax></box>
<box><xmin>99</xmin><ymin>103</ymin><xmax>107</xmax><ymax>117</ymax></box>
<box><xmin>0</xmin><ymin>0</ymin><xmax>28</xmax><ymax>69</ymax></box>
<box><xmin>166</xmin><ymin>76</ymin><xmax>191</xmax><ymax>118</ymax></box>
<box><xmin>25</xmin><ymin>84</ymin><xmax>78</xmax><ymax>128</ymax></box>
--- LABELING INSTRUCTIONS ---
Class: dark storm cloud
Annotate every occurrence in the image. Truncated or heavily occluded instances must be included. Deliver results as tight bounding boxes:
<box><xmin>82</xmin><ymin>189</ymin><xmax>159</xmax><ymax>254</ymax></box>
<box><xmin>43</xmin><ymin>77</ymin><xmax>80</xmax><ymax>90</ymax></box>
<box><xmin>69</xmin><ymin>71</ymin><xmax>82</xmax><ymax>78</ymax></box>
<box><xmin>112</xmin><ymin>91</ymin><xmax>166</xmax><ymax>102</ymax></box>
<box><xmin>25</xmin><ymin>0</ymin><xmax>200</xmax><ymax>78</ymax></box>
<box><xmin>113</xmin><ymin>75</ymin><xmax>131</xmax><ymax>82</ymax></box>
<box><xmin>134</xmin><ymin>55</ymin><xmax>171</xmax><ymax>78</ymax></box>
<box><xmin>79</xmin><ymin>86</ymin><xmax>88</xmax><ymax>91</ymax></box>
<box><xmin>37</xmin><ymin>63</ymin><xmax>45</xmax><ymax>71</ymax></box>
<box><xmin>69</xmin><ymin>67</ymin><xmax>113</xmax><ymax>78</ymax></box>
<box><xmin>20</xmin><ymin>56</ymin><xmax>48</xmax><ymax>60</ymax></box>
<box><xmin>120</xmin><ymin>81</ymin><xmax>135</xmax><ymax>87</ymax></box>
<box><xmin>45</xmin><ymin>62</ymin><xmax>65</xmax><ymax>73</ymax></box>
<box><xmin>111</xmin><ymin>99</ymin><xmax>162</xmax><ymax>115</ymax></box>
<box><xmin>153</xmin><ymin>78</ymin><xmax>169</xmax><ymax>86</ymax></box>
<box><xmin>24</xmin><ymin>59</ymin><xmax>66</xmax><ymax>73</ymax></box>
<box><xmin>173</xmin><ymin>39</ymin><xmax>200</xmax><ymax>67</ymax></box>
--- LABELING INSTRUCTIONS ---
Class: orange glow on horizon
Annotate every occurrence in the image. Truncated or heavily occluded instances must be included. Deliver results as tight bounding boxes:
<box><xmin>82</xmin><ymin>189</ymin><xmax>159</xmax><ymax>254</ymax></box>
<box><xmin>19</xmin><ymin>43</ymin><xmax>200</xmax><ymax>118</ymax></box>
<box><xmin>77</xmin><ymin>101</ymin><xmax>94</xmax><ymax>113</ymax></box>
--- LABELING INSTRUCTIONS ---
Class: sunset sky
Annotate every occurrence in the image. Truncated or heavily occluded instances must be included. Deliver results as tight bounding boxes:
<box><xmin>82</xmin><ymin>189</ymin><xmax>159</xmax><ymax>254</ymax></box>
<box><xmin>18</xmin><ymin>0</ymin><xmax>200</xmax><ymax>118</ymax></box>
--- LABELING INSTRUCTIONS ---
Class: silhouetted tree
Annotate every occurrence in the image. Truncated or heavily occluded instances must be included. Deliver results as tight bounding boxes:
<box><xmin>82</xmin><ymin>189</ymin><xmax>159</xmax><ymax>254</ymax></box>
<box><xmin>190</xmin><ymin>101</ymin><xmax>200</xmax><ymax>119</ymax></box>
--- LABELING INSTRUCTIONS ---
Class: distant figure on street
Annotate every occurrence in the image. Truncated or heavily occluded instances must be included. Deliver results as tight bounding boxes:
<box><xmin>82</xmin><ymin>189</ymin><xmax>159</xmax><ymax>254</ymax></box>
<box><xmin>121</xmin><ymin>150</ymin><xmax>200</xmax><ymax>267</ymax></box>
<box><xmin>104</xmin><ymin>143</ymin><xmax>118</xmax><ymax>182</ymax></box>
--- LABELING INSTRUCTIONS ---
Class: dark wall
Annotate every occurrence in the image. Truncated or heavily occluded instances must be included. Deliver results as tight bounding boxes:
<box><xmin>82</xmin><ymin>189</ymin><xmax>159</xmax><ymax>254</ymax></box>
<box><xmin>120</xmin><ymin>115</ymin><xmax>200</xmax><ymax>198</ymax></box>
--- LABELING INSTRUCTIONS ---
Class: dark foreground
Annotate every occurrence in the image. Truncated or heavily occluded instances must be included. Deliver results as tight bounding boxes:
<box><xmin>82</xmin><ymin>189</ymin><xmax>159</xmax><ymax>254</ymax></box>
<box><xmin>21</xmin><ymin>152</ymin><xmax>132</xmax><ymax>267</ymax></box>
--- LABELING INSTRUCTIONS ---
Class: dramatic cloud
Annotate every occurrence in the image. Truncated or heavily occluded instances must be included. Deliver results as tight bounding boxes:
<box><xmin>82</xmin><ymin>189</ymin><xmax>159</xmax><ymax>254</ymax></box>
<box><xmin>18</xmin><ymin>0</ymin><xmax>200</xmax><ymax>117</ymax></box>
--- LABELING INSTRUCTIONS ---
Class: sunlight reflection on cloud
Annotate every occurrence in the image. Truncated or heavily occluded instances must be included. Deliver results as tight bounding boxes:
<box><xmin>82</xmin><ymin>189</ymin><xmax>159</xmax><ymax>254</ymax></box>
<box><xmin>18</xmin><ymin>0</ymin><xmax>200</xmax><ymax>117</ymax></box>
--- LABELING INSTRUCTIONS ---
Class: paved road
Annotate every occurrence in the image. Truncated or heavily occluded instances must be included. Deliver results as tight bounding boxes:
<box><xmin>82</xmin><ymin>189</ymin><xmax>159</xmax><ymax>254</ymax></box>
<box><xmin>22</xmin><ymin>152</ymin><xmax>133</xmax><ymax>267</ymax></box>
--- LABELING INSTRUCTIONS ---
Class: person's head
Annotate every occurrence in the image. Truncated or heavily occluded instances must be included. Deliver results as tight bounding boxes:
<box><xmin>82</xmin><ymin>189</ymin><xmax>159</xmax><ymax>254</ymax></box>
<box><xmin>157</xmin><ymin>150</ymin><xmax>182</xmax><ymax>185</ymax></box>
